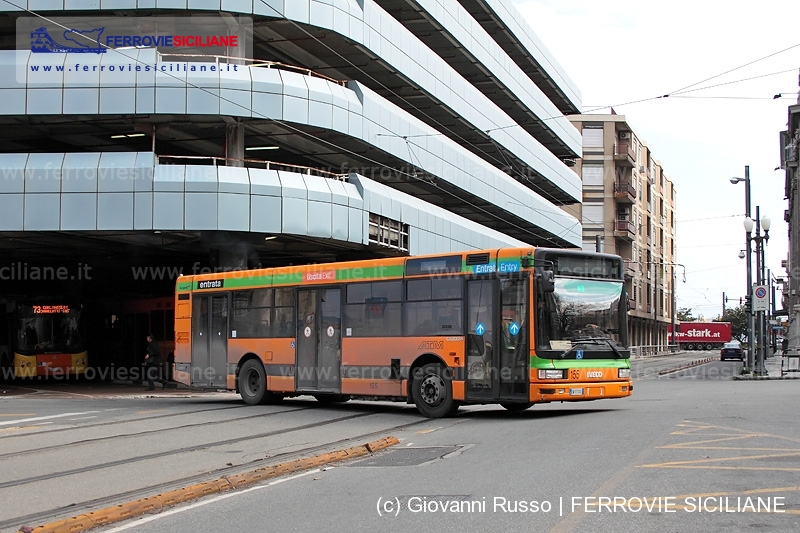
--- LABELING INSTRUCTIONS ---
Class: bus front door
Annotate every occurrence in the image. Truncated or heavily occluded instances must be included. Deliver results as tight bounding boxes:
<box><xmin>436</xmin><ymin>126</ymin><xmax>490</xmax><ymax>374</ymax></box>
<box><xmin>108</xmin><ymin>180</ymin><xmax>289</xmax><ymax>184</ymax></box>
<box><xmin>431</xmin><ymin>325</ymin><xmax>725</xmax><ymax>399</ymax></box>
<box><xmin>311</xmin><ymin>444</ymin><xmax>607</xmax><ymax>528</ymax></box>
<box><xmin>296</xmin><ymin>288</ymin><xmax>341</xmax><ymax>392</ymax></box>
<box><xmin>191</xmin><ymin>294</ymin><xmax>228</xmax><ymax>388</ymax></box>
<box><xmin>466</xmin><ymin>277</ymin><xmax>529</xmax><ymax>402</ymax></box>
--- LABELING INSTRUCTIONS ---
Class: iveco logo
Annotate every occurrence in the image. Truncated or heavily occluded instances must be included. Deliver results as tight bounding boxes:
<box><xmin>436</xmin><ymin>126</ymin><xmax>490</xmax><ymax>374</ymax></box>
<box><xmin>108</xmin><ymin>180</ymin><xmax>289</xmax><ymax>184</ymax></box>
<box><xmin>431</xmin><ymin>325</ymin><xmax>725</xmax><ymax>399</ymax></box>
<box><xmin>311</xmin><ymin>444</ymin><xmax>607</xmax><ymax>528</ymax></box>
<box><xmin>587</xmin><ymin>371</ymin><xmax>602</xmax><ymax>378</ymax></box>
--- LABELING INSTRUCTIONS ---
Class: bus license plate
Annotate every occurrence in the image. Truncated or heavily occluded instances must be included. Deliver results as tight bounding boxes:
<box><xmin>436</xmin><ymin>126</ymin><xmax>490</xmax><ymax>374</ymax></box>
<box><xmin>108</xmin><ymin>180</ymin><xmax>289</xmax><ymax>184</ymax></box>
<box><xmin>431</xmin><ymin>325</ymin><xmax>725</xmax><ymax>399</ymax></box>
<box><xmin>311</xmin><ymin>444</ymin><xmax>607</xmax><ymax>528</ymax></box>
<box><xmin>569</xmin><ymin>388</ymin><xmax>584</xmax><ymax>396</ymax></box>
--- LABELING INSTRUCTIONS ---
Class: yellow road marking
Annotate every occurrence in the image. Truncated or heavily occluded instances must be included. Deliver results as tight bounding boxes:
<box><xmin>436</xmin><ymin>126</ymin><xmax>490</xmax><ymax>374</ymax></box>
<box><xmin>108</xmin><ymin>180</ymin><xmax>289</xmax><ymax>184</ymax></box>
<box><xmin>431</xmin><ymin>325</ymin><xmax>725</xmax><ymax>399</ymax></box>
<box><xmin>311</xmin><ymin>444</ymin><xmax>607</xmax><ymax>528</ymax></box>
<box><xmin>670</xmin><ymin>424</ymin><xmax>716</xmax><ymax>434</ymax></box>
<box><xmin>681</xmin><ymin>420</ymin><xmax>800</xmax><ymax>445</ymax></box>
<box><xmin>660</xmin><ymin>446</ymin><xmax>800</xmax><ymax>452</ymax></box>
<box><xmin>661</xmin><ymin>434</ymin><xmax>770</xmax><ymax>447</ymax></box>
<box><xmin>642</xmin><ymin>451</ymin><xmax>800</xmax><ymax>468</ymax></box>
<box><xmin>642</xmin><ymin>465</ymin><xmax>800</xmax><ymax>472</ymax></box>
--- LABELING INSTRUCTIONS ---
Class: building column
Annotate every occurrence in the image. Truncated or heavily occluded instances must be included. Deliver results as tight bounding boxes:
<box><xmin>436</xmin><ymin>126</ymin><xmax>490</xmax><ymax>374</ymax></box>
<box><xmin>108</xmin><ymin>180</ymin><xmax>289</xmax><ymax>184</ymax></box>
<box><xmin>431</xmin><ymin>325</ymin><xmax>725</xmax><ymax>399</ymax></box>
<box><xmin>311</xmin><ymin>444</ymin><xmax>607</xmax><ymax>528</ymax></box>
<box><xmin>226</xmin><ymin>122</ymin><xmax>244</xmax><ymax>167</ymax></box>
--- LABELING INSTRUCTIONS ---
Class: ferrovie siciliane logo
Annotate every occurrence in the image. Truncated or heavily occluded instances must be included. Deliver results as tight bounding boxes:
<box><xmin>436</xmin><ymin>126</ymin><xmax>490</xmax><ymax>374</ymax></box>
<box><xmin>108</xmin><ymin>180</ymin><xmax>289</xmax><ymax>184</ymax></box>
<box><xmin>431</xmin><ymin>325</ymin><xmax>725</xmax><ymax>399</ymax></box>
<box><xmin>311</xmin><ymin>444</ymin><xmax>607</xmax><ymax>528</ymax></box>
<box><xmin>30</xmin><ymin>25</ymin><xmax>241</xmax><ymax>54</ymax></box>
<box><xmin>31</xmin><ymin>26</ymin><xmax>107</xmax><ymax>54</ymax></box>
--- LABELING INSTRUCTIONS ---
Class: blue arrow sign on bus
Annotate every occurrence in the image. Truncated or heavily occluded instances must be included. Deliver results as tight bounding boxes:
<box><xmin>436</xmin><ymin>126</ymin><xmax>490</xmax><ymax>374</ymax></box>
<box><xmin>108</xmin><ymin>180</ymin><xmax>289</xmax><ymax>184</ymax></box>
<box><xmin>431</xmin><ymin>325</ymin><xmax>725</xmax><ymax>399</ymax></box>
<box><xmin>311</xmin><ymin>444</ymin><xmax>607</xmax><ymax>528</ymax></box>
<box><xmin>475</xmin><ymin>323</ymin><xmax>486</xmax><ymax>336</ymax></box>
<box><xmin>509</xmin><ymin>322</ymin><xmax>520</xmax><ymax>335</ymax></box>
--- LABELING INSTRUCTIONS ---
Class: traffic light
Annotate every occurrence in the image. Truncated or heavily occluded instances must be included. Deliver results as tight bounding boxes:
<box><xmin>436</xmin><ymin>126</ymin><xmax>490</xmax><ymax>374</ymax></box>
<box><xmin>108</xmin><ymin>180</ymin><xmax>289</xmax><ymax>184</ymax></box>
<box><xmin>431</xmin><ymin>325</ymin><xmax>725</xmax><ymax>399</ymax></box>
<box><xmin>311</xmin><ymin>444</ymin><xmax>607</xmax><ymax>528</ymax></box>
<box><xmin>744</xmin><ymin>294</ymin><xmax>751</xmax><ymax>311</ymax></box>
<box><xmin>739</xmin><ymin>296</ymin><xmax>743</xmax><ymax>305</ymax></box>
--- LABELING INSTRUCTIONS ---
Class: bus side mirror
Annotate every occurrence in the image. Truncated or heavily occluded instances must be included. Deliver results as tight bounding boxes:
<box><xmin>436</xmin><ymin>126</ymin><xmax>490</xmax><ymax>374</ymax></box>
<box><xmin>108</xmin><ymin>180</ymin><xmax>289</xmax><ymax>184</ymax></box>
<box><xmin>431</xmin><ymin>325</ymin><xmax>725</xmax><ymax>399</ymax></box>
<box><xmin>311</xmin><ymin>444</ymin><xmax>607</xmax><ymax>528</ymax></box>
<box><xmin>536</xmin><ymin>269</ymin><xmax>555</xmax><ymax>293</ymax></box>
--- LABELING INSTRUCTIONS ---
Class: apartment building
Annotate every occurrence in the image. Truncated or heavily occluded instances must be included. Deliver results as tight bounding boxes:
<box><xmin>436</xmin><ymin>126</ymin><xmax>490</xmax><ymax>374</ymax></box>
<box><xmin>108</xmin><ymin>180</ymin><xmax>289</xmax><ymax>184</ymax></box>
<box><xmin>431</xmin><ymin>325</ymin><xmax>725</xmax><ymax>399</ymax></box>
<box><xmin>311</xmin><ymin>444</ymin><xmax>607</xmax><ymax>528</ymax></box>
<box><xmin>781</xmin><ymin>101</ymin><xmax>800</xmax><ymax>353</ymax></box>
<box><xmin>568</xmin><ymin>114</ymin><xmax>677</xmax><ymax>347</ymax></box>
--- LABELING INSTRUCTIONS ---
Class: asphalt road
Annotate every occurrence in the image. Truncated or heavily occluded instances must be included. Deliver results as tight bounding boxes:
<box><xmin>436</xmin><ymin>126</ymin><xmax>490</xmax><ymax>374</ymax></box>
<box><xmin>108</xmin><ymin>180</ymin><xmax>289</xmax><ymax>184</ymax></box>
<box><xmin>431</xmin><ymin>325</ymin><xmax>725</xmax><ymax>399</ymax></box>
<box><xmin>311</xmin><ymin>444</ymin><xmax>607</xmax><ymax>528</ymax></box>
<box><xmin>1</xmin><ymin>352</ymin><xmax>798</xmax><ymax>533</ymax></box>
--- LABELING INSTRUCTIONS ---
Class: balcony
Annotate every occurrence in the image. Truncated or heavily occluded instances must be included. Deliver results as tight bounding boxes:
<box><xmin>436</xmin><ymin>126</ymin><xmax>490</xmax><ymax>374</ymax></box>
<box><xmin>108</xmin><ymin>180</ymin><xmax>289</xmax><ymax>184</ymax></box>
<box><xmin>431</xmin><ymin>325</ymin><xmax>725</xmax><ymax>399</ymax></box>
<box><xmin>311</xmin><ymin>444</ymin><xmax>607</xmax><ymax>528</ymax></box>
<box><xmin>613</xmin><ymin>143</ymin><xmax>636</xmax><ymax>167</ymax></box>
<box><xmin>614</xmin><ymin>220</ymin><xmax>636</xmax><ymax>241</ymax></box>
<box><xmin>614</xmin><ymin>181</ymin><xmax>636</xmax><ymax>203</ymax></box>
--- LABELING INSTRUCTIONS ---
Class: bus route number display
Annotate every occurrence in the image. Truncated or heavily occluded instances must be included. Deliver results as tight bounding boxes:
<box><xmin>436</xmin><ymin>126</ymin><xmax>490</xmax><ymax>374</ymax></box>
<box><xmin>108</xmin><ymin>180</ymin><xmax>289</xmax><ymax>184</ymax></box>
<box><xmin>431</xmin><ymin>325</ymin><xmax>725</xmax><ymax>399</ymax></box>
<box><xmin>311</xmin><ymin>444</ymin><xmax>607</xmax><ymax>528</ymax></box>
<box><xmin>32</xmin><ymin>305</ymin><xmax>70</xmax><ymax>314</ymax></box>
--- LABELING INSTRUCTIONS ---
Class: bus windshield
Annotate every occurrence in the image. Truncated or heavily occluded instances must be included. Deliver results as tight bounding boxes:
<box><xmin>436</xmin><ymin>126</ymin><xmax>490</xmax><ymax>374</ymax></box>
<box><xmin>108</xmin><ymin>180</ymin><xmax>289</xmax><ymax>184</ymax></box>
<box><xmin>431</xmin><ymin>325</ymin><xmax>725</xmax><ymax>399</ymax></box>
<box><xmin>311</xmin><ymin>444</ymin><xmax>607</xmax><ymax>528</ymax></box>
<box><xmin>16</xmin><ymin>305</ymin><xmax>85</xmax><ymax>354</ymax></box>
<box><xmin>537</xmin><ymin>278</ymin><xmax>626</xmax><ymax>356</ymax></box>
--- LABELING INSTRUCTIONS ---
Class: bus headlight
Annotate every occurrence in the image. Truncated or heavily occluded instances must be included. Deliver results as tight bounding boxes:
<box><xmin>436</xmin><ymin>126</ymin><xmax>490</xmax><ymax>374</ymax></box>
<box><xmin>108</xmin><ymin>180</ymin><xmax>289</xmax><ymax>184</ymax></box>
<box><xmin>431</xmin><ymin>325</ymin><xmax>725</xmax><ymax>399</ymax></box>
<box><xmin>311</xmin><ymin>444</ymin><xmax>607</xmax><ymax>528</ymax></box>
<box><xmin>538</xmin><ymin>369</ymin><xmax>566</xmax><ymax>379</ymax></box>
<box><xmin>618</xmin><ymin>368</ymin><xmax>631</xmax><ymax>378</ymax></box>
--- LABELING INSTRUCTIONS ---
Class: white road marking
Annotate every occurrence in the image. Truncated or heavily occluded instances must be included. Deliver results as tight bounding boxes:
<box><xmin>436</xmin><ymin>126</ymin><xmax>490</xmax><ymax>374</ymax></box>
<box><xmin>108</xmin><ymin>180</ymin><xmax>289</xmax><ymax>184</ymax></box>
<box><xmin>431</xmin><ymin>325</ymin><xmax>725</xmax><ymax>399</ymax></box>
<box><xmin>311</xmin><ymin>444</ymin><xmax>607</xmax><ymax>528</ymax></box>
<box><xmin>0</xmin><ymin>411</ymin><xmax>100</xmax><ymax>426</ymax></box>
<box><xmin>104</xmin><ymin>469</ymin><xmax>325</xmax><ymax>532</ymax></box>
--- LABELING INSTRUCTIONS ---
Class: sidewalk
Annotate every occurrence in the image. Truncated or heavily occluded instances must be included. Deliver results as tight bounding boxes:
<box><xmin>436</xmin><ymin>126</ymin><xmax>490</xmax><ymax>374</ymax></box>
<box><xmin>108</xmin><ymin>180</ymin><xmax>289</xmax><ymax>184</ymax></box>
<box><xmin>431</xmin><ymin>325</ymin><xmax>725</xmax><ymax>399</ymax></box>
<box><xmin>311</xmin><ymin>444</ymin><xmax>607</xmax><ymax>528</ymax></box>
<box><xmin>733</xmin><ymin>354</ymin><xmax>800</xmax><ymax>380</ymax></box>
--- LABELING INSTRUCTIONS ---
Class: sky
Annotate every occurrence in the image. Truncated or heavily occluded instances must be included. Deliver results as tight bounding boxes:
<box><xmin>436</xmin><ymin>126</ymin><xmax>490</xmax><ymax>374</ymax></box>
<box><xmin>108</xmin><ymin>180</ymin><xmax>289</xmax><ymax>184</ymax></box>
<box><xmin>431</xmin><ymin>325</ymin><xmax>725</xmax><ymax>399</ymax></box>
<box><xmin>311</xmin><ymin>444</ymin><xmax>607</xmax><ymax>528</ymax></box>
<box><xmin>513</xmin><ymin>0</ymin><xmax>800</xmax><ymax>319</ymax></box>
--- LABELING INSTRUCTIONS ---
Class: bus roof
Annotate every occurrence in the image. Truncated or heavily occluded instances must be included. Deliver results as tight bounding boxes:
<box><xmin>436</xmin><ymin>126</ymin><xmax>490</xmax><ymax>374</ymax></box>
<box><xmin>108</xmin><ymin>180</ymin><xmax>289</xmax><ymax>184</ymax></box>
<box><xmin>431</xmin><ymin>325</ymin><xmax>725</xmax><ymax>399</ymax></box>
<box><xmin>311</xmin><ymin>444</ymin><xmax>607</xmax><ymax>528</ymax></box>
<box><xmin>176</xmin><ymin>247</ymin><xmax>623</xmax><ymax>293</ymax></box>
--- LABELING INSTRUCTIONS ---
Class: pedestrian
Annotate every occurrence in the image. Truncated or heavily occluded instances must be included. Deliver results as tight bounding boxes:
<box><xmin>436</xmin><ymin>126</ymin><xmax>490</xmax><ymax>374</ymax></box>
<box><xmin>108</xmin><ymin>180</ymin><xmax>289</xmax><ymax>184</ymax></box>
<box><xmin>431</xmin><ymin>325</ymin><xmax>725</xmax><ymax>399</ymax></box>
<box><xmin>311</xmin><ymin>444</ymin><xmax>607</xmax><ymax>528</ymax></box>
<box><xmin>144</xmin><ymin>333</ymin><xmax>164</xmax><ymax>390</ymax></box>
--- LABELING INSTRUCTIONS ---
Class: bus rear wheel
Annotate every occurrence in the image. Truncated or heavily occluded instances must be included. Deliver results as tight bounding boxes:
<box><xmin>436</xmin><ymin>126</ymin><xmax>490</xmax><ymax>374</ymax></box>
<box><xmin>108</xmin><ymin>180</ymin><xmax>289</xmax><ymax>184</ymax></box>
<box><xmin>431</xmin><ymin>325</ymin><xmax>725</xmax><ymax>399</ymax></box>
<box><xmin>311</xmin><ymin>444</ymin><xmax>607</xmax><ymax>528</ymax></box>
<box><xmin>500</xmin><ymin>402</ymin><xmax>533</xmax><ymax>412</ymax></box>
<box><xmin>411</xmin><ymin>363</ymin><xmax>455</xmax><ymax>418</ymax></box>
<box><xmin>239</xmin><ymin>359</ymin><xmax>283</xmax><ymax>406</ymax></box>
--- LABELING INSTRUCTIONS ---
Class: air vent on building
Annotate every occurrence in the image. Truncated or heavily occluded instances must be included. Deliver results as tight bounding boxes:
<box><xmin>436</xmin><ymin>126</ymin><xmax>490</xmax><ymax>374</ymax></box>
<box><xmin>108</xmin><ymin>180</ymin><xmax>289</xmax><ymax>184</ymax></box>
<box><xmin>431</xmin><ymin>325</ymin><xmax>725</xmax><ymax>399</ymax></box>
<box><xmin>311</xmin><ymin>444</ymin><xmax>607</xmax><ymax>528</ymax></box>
<box><xmin>466</xmin><ymin>253</ymin><xmax>491</xmax><ymax>265</ymax></box>
<box><xmin>619</xmin><ymin>131</ymin><xmax>630</xmax><ymax>140</ymax></box>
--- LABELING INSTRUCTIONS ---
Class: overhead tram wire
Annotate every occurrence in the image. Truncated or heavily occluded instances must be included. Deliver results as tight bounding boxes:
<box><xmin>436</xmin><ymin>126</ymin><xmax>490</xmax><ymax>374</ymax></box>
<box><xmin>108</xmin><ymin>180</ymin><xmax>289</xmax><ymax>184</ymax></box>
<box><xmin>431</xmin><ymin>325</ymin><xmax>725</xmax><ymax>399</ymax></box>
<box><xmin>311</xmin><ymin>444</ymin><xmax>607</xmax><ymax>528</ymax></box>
<box><xmin>12</xmin><ymin>0</ymin><xmax>577</xmax><ymax>247</ymax></box>
<box><xmin>248</xmin><ymin>0</ymin><xmax>592</xmax><ymax>214</ymax></box>
<box><xmin>252</xmin><ymin>0</ymin><xmax>797</xmax><ymax>250</ymax></box>
<box><xmin>665</xmin><ymin>42</ymin><xmax>800</xmax><ymax>96</ymax></box>
<box><xmin>10</xmin><ymin>1</ymin><xmax>583</xmax><ymax>249</ymax></box>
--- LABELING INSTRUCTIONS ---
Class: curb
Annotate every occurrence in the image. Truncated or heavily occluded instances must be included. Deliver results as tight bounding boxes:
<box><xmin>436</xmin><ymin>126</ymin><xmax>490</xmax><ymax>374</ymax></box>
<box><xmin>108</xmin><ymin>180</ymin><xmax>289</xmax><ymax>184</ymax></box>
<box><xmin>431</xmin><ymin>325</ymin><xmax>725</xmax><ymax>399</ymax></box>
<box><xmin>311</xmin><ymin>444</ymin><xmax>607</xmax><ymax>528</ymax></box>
<box><xmin>732</xmin><ymin>374</ymin><xmax>800</xmax><ymax>381</ymax></box>
<box><xmin>25</xmin><ymin>436</ymin><xmax>400</xmax><ymax>533</ymax></box>
<box><xmin>657</xmin><ymin>357</ymin><xmax>713</xmax><ymax>375</ymax></box>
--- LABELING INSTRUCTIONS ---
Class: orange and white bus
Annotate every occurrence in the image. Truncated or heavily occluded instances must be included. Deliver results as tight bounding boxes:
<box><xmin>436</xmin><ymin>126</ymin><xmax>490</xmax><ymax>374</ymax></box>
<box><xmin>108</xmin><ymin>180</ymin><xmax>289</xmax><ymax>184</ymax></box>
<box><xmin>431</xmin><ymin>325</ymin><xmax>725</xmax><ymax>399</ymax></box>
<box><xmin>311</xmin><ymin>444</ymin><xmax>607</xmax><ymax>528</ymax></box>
<box><xmin>11</xmin><ymin>301</ymin><xmax>87</xmax><ymax>378</ymax></box>
<box><xmin>173</xmin><ymin>248</ymin><xmax>632</xmax><ymax>417</ymax></box>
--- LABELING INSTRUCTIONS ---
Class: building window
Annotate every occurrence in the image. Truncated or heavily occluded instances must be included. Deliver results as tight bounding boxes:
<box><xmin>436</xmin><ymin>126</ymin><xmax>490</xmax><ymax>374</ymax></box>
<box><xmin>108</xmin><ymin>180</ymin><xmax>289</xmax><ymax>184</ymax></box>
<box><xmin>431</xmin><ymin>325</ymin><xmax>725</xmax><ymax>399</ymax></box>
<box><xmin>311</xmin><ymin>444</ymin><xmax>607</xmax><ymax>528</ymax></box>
<box><xmin>368</xmin><ymin>213</ymin><xmax>409</xmax><ymax>252</ymax></box>
<box><xmin>581</xmin><ymin>164</ymin><xmax>604</xmax><ymax>187</ymax></box>
<box><xmin>582</xmin><ymin>126</ymin><xmax>604</xmax><ymax>150</ymax></box>
<box><xmin>582</xmin><ymin>203</ymin><xmax>604</xmax><ymax>226</ymax></box>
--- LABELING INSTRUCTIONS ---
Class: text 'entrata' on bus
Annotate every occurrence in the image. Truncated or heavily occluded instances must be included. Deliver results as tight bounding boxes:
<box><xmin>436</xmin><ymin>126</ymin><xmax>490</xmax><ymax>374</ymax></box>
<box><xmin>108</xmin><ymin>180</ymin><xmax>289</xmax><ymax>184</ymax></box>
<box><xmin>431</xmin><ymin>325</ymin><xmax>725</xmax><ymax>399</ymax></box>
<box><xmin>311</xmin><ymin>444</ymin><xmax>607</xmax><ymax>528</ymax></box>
<box><xmin>172</xmin><ymin>248</ymin><xmax>632</xmax><ymax>418</ymax></box>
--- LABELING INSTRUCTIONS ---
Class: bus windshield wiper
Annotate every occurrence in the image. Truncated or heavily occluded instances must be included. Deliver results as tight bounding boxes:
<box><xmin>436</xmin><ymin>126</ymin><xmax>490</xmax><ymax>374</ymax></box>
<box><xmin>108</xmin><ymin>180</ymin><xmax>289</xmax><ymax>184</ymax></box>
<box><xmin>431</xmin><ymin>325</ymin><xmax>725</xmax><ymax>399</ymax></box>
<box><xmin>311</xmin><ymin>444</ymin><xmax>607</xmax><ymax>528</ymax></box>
<box><xmin>563</xmin><ymin>337</ymin><xmax>624</xmax><ymax>359</ymax></box>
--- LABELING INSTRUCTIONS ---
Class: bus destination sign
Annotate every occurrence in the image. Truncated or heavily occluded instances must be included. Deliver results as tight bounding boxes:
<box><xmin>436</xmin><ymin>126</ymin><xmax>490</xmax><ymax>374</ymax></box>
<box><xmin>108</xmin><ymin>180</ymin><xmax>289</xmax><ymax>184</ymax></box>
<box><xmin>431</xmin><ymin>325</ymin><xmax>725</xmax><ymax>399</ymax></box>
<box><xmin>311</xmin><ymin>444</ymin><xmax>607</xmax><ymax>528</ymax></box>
<box><xmin>197</xmin><ymin>280</ymin><xmax>224</xmax><ymax>289</ymax></box>
<box><xmin>32</xmin><ymin>305</ymin><xmax>70</xmax><ymax>314</ymax></box>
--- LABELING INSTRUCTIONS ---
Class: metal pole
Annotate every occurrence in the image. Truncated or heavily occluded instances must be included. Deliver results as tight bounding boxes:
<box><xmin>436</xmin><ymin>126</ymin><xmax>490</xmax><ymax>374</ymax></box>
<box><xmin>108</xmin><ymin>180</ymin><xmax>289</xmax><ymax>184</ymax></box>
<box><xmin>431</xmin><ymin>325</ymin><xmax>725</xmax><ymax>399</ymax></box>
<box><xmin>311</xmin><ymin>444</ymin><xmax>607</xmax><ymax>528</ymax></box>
<box><xmin>754</xmin><ymin>206</ymin><xmax>766</xmax><ymax>376</ymax></box>
<box><xmin>765</xmin><ymin>268</ymin><xmax>775</xmax><ymax>358</ymax></box>
<box><xmin>671</xmin><ymin>266</ymin><xmax>676</xmax><ymax>350</ymax></box>
<box><xmin>723</xmin><ymin>291</ymin><xmax>726</xmax><ymax>317</ymax></box>
<box><xmin>744</xmin><ymin>166</ymin><xmax>755</xmax><ymax>372</ymax></box>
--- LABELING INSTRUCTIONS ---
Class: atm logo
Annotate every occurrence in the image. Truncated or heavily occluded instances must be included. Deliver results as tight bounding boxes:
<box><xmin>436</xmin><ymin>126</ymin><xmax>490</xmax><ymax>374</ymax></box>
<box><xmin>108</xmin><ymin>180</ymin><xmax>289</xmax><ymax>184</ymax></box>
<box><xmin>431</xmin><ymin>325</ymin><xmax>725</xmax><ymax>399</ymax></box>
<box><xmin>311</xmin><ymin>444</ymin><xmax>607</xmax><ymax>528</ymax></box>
<box><xmin>418</xmin><ymin>341</ymin><xmax>444</xmax><ymax>350</ymax></box>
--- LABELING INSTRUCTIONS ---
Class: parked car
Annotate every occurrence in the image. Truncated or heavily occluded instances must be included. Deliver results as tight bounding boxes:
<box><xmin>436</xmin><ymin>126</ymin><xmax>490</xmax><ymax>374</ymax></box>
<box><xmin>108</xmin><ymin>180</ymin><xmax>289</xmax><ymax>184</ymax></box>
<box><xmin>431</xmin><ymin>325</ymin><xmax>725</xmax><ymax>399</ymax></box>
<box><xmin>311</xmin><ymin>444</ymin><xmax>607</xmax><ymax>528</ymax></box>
<box><xmin>720</xmin><ymin>341</ymin><xmax>744</xmax><ymax>361</ymax></box>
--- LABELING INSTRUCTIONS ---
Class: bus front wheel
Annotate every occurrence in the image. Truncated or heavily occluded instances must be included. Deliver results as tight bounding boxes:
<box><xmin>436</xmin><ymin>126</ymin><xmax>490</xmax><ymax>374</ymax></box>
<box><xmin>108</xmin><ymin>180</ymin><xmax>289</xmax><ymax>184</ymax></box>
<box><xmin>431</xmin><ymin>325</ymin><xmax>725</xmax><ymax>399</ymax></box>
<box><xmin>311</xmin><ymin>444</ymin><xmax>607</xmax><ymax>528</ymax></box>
<box><xmin>411</xmin><ymin>363</ymin><xmax>456</xmax><ymax>418</ymax></box>
<box><xmin>239</xmin><ymin>359</ymin><xmax>283</xmax><ymax>406</ymax></box>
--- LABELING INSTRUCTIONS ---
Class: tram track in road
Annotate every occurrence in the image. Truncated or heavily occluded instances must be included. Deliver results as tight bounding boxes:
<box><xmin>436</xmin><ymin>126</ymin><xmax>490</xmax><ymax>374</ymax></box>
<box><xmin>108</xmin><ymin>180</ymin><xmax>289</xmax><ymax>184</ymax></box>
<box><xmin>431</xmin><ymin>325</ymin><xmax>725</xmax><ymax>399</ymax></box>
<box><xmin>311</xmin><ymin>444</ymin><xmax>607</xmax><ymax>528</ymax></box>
<box><xmin>0</xmin><ymin>405</ymin><xmax>314</xmax><ymax>459</ymax></box>
<box><xmin>630</xmin><ymin>352</ymin><xmax>717</xmax><ymax>379</ymax></box>
<box><xmin>0</xmin><ymin>411</ymin><xmax>379</xmax><ymax>490</ymax></box>
<box><xmin>0</xmin><ymin>403</ymin><xmax>246</xmax><ymax>440</ymax></box>
<box><xmin>0</xmin><ymin>415</ymin><xmax>430</xmax><ymax>531</ymax></box>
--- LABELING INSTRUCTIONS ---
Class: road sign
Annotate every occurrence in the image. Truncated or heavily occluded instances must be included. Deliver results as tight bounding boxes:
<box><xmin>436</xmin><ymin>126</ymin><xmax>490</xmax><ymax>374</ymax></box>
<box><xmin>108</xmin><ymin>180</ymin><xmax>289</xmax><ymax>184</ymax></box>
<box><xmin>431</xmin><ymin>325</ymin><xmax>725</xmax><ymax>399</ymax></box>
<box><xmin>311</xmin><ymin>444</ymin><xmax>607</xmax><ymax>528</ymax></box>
<box><xmin>753</xmin><ymin>284</ymin><xmax>768</xmax><ymax>311</ymax></box>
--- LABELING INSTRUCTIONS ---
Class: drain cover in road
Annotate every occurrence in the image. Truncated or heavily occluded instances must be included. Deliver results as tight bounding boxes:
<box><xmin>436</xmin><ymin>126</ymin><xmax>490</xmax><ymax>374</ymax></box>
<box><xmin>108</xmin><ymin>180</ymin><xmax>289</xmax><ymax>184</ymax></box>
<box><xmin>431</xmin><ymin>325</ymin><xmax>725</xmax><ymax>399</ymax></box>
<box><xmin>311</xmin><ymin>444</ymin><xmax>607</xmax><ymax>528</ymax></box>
<box><xmin>349</xmin><ymin>446</ymin><xmax>460</xmax><ymax>467</ymax></box>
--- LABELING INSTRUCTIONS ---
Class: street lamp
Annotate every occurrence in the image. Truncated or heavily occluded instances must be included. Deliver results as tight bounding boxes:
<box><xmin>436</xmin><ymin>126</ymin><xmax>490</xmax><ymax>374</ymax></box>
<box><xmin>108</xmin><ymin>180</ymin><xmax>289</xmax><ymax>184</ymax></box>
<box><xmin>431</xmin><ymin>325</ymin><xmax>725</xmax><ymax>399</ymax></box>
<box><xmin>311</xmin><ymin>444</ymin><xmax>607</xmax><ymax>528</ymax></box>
<box><xmin>746</xmin><ymin>208</ymin><xmax>771</xmax><ymax>376</ymax></box>
<box><xmin>731</xmin><ymin>166</ymin><xmax>755</xmax><ymax>372</ymax></box>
